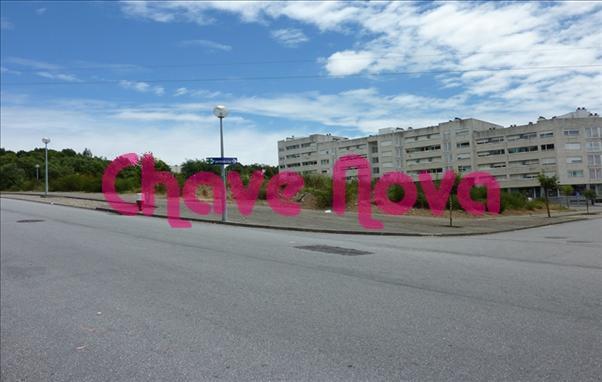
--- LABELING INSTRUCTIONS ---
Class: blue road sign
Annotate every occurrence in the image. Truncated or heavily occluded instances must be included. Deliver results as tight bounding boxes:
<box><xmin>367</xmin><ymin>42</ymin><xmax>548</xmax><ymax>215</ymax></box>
<box><xmin>207</xmin><ymin>157</ymin><xmax>238</xmax><ymax>165</ymax></box>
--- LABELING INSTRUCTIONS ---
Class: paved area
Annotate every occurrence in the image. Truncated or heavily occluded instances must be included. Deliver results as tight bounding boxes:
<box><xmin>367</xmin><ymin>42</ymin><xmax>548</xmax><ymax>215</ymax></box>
<box><xmin>1</xmin><ymin>198</ymin><xmax>601</xmax><ymax>381</ymax></box>
<box><xmin>2</xmin><ymin>192</ymin><xmax>598</xmax><ymax>235</ymax></box>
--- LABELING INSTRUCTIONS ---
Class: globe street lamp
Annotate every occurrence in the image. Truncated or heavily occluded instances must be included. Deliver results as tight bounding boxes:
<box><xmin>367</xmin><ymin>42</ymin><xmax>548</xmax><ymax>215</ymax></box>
<box><xmin>42</xmin><ymin>138</ymin><xmax>50</xmax><ymax>197</ymax></box>
<box><xmin>35</xmin><ymin>164</ymin><xmax>40</xmax><ymax>183</ymax></box>
<box><xmin>213</xmin><ymin>105</ymin><xmax>229</xmax><ymax>222</ymax></box>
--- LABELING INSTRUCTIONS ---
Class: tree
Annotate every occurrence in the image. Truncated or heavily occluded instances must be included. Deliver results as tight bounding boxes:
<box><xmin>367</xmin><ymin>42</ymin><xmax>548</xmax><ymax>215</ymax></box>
<box><xmin>448</xmin><ymin>174</ymin><xmax>462</xmax><ymax>227</ymax></box>
<box><xmin>583</xmin><ymin>189</ymin><xmax>596</xmax><ymax>214</ymax></box>
<box><xmin>537</xmin><ymin>173</ymin><xmax>559</xmax><ymax>218</ymax></box>
<box><xmin>559</xmin><ymin>185</ymin><xmax>574</xmax><ymax>208</ymax></box>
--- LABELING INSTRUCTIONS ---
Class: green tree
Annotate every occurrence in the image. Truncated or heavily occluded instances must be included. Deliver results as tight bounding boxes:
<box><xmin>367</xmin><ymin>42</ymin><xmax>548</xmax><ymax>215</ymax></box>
<box><xmin>559</xmin><ymin>185</ymin><xmax>574</xmax><ymax>208</ymax></box>
<box><xmin>448</xmin><ymin>174</ymin><xmax>463</xmax><ymax>227</ymax></box>
<box><xmin>583</xmin><ymin>189</ymin><xmax>596</xmax><ymax>214</ymax></box>
<box><xmin>537</xmin><ymin>173</ymin><xmax>559</xmax><ymax>218</ymax></box>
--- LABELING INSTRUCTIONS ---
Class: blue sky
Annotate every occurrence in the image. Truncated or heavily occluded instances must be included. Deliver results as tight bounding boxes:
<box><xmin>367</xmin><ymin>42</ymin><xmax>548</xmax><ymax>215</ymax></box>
<box><xmin>1</xmin><ymin>1</ymin><xmax>601</xmax><ymax>165</ymax></box>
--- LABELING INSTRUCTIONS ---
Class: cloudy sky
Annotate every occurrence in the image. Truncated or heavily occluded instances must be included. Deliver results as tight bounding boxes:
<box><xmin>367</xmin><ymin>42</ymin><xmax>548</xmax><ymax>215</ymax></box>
<box><xmin>1</xmin><ymin>1</ymin><xmax>601</xmax><ymax>165</ymax></box>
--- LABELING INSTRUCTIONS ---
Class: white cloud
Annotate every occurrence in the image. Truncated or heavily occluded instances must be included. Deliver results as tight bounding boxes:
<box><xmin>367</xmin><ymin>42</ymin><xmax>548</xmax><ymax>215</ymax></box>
<box><xmin>0</xmin><ymin>17</ymin><xmax>13</xmax><ymax>30</ymax></box>
<box><xmin>174</xmin><ymin>87</ymin><xmax>189</xmax><ymax>96</ymax></box>
<box><xmin>0</xmin><ymin>102</ymin><xmax>281</xmax><ymax>165</ymax></box>
<box><xmin>270</xmin><ymin>28</ymin><xmax>308</xmax><ymax>47</ymax></box>
<box><xmin>0</xmin><ymin>66</ymin><xmax>21</xmax><ymax>75</ymax></box>
<box><xmin>119</xmin><ymin>1</ymin><xmax>602</xmax><ymax>113</ymax></box>
<box><xmin>36</xmin><ymin>71</ymin><xmax>80</xmax><ymax>82</ymax></box>
<box><xmin>119</xmin><ymin>80</ymin><xmax>165</xmax><ymax>96</ymax></box>
<box><xmin>4</xmin><ymin>57</ymin><xmax>61</xmax><ymax>71</ymax></box>
<box><xmin>178</xmin><ymin>39</ymin><xmax>232</xmax><ymax>51</ymax></box>
<box><xmin>325</xmin><ymin>50</ymin><xmax>375</xmax><ymax>76</ymax></box>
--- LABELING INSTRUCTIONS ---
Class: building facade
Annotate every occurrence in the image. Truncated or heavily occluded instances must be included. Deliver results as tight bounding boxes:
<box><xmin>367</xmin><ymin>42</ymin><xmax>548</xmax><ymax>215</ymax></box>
<box><xmin>277</xmin><ymin>108</ymin><xmax>602</xmax><ymax>195</ymax></box>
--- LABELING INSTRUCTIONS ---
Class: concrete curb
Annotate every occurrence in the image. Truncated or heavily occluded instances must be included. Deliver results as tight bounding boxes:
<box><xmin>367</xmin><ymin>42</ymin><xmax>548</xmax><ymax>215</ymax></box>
<box><xmin>2</xmin><ymin>194</ymin><xmax>595</xmax><ymax>237</ymax></box>
<box><xmin>94</xmin><ymin>207</ymin><xmax>590</xmax><ymax>238</ymax></box>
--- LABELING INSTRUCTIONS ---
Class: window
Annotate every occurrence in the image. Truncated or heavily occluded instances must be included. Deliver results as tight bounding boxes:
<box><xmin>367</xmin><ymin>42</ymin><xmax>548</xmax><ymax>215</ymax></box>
<box><xmin>279</xmin><ymin>165</ymin><xmax>285</xmax><ymax>169</ymax></box>
<box><xmin>478</xmin><ymin>162</ymin><xmax>506</xmax><ymax>170</ymax></box>
<box><xmin>541</xmin><ymin>158</ymin><xmax>556</xmax><ymax>165</ymax></box>
<box><xmin>458</xmin><ymin>165</ymin><xmax>472</xmax><ymax>173</ymax></box>
<box><xmin>319</xmin><ymin>150</ymin><xmax>329</xmax><ymax>155</ymax></box>
<box><xmin>320</xmin><ymin>159</ymin><xmax>329</xmax><ymax>165</ymax></box>
<box><xmin>287</xmin><ymin>163</ymin><xmax>300</xmax><ymax>168</ymax></box>
<box><xmin>371</xmin><ymin>157</ymin><xmax>379</xmax><ymax>164</ymax></box>
<box><xmin>539</xmin><ymin>131</ymin><xmax>554</xmax><ymax>138</ymax></box>
<box><xmin>566</xmin><ymin>157</ymin><xmax>583</xmax><ymax>164</ymax></box>
<box><xmin>587</xmin><ymin>154</ymin><xmax>602</xmax><ymax>166</ymax></box>
<box><xmin>370</xmin><ymin>146</ymin><xmax>378</xmax><ymax>153</ymax></box>
<box><xmin>541</xmin><ymin>144</ymin><xmax>555</xmax><ymax>151</ymax></box>
<box><xmin>564</xmin><ymin>143</ymin><xmax>581</xmax><ymax>150</ymax></box>
<box><xmin>406</xmin><ymin>145</ymin><xmax>441</xmax><ymax>153</ymax></box>
<box><xmin>372</xmin><ymin>167</ymin><xmax>380</xmax><ymax>174</ymax></box>
<box><xmin>586</xmin><ymin>142</ymin><xmax>602</xmax><ymax>152</ymax></box>
<box><xmin>508</xmin><ymin>146</ymin><xmax>538</xmax><ymax>154</ymax></box>
<box><xmin>286</xmin><ymin>154</ymin><xmax>300</xmax><ymax>159</ymax></box>
<box><xmin>564</xmin><ymin>129</ymin><xmax>579</xmax><ymax>136</ymax></box>
<box><xmin>510</xmin><ymin>173</ymin><xmax>538</xmax><ymax>179</ymax></box>
<box><xmin>509</xmin><ymin>159</ymin><xmax>539</xmax><ymax>166</ymax></box>
<box><xmin>456</xmin><ymin>141</ymin><xmax>470</xmax><ymax>148</ymax></box>
<box><xmin>302</xmin><ymin>161</ymin><xmax>317</xmax><ymax>166</ymax></box>
<box><xmin>590</xmin><ymin>168</ymin><xmax>602</xmax><ymax>179</ymax></box>
<box><xmin>301</xmin><ymin>142</ymin><xmax>312</xmax><ymax>148</ymax></box>
<box><xmin>477</xmin><ymin>149</ymin><xmax>505</xmax><ymax>157</ymax></box>
<box><xmin>457</xmin><ymin>153</ymin><xmax>471</xmax><ymax>160</ymax></box>
<box><xmin>567</xmin><ymin>170</ymin><xmax>584</xmax><ymax>177</ymax></box>
<box><xmin>286</xmin><ymin>144</ymin><xmax>300</xmax><ymax>150</ymax></box>
<box><xmin>585</xmin><ymin>127</ymin><xmax>602</xmax><ymax>138</ymax></box>
<box><xmin>476</xmin><ymin>137</ymin><xmax>503</xmax><ymax>144</ymax></box>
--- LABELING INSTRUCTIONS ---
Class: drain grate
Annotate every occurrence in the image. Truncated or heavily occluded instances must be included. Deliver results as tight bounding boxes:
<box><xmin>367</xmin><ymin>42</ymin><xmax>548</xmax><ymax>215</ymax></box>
<box><xmin>544</xmin><ymin>236</ymin><xmax>568</xmax><ymax>239</ymax></box>
<box><xmin>16</xmin><ymin>219</ymin><xmax>45</xmax><ymax>223</ymax></box>
<box><xmin>295</xmin><ymin>245</ymin><xmax>372</xmax><ymax>256</ymax></box>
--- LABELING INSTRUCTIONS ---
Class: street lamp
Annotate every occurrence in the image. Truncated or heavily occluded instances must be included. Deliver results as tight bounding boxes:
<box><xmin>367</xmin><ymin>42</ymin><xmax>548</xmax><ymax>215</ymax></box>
<box><xmin>213</xmin><ymin>105</ymin><xmax>229</xmax><ymax>222</ymax></box>
<box><xmin>42</xmin><ymin>138</ymin><xmax>50</xmax><ymax>197</ymax></box>
<box><xmin>35</xmin><ymin>164</ymin><xmax>40</xmax><ymax>183</ymax></box>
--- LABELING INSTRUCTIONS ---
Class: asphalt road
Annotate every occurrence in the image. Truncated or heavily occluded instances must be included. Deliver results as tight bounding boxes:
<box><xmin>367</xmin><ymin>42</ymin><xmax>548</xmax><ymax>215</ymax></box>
<box><xmin>1</xmin><ymin>198</ymin><xmax>601</xmax><ymax>381</ymax></box>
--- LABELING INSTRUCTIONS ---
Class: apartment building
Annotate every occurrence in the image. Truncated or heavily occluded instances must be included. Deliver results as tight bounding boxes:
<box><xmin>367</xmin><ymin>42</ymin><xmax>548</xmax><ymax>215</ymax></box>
<box><xmin>277</xmin><ymin>108</ymin><xmax>602</xmax><ymax>195</ymax></box>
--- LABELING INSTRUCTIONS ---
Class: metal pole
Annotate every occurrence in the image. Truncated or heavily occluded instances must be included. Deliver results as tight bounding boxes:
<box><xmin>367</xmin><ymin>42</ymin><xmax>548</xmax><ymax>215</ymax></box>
<box><xmin>44</xmin><ymin>143</ymin><xmax>49</xmax><ymax>196</ymax></box>
<box><xmin>219</xmin><ymin>116</ymin><xmax>227</xmax><ymax>222</ymax></box>
<box><xmin>36</xmin><ymin>166</ymin><xmax>39</xmax><ymax>182</ymax></box>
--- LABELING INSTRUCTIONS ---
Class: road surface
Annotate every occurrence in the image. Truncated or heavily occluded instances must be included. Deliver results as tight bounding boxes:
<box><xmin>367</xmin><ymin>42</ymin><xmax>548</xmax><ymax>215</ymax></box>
<box><xmin>1</xmin><ymin>198</ymin><xmax>601</xmax><ymax>381</ymax></box>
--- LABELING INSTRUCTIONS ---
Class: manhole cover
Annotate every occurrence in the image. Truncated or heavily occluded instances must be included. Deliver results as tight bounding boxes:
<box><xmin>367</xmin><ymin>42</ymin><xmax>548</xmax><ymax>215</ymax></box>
<box><xmin>295</xmin><ymin>245</ymin><xmax>372</xmax><ymax>256</ymax></box>
<box><xmin>16</xmin><ymin>219</ymin><xmax>45</xmax><ymax>223</ymax></box>
<box><xmin>544</xmin><ymin>236</ymin><xmax>567</xmax><ymax>239</ymax></box>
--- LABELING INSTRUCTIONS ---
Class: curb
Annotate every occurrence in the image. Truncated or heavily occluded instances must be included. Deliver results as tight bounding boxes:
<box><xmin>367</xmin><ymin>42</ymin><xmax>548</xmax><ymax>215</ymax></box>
<box><xmin>94</xmin><ymin>207</ymin><xmax>590</xmax><ymax>238</ymax></box>
<box><xmin>2</xmin><ymin>194</ymin><xmax>595</xmax><ymax>237</ymax></box>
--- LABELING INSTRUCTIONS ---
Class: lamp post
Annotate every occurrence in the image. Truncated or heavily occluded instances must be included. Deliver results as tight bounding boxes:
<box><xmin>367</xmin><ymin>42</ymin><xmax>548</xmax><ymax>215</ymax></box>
<box><xmin>42</xmin><ymin>138</ymin><xmax>50</xmax><ymax>197</ymax></box>
<box><xmin>213</xmin><ymin>105</ymin><xmax>229</xmax><ymax>222</ymax></box>
<box><xmin>35</xmin><ymin>164</ymin><xmax>40</xmax><ymax>183</ymax></box>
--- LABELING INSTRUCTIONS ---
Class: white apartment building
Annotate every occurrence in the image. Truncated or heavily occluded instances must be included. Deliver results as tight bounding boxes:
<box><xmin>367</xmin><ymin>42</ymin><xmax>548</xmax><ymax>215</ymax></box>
<box><xmin>277</xmin><ymin>108</ymin><xmax>602</xmax><ymax>196</ymax></box>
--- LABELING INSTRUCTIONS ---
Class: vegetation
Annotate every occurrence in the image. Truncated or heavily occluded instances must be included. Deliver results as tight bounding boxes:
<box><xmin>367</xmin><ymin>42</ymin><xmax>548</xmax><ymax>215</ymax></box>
<box><xmin>1</xmin><ymin>147</ymin><xmax>570</xmax><ymax>216</ymax></box>
<box><xmin>0</xmin><ymin>148</ymin><xmax>277</xmax><ymax>194</ymax></box>
<box><xmin>559</xmin><ymin>185</ymin><xmax>574</xmax><ymax>207</ymax></box>
<box><xmin>583</xmin><ymin>189</ymin><xmax>597</xmax><ymax>214</ymax></box>
<box><xmin>537</xmin><ymin>173</ymin><xmax>559</xmax><ymax>217</ymax></box>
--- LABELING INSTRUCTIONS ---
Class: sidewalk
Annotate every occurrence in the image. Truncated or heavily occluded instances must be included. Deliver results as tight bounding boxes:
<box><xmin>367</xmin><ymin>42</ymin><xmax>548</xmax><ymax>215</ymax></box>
<box><xmin>2</xmin><ymin>192</ymin><xmax>599</xmax><ymax>236</ymax></box>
